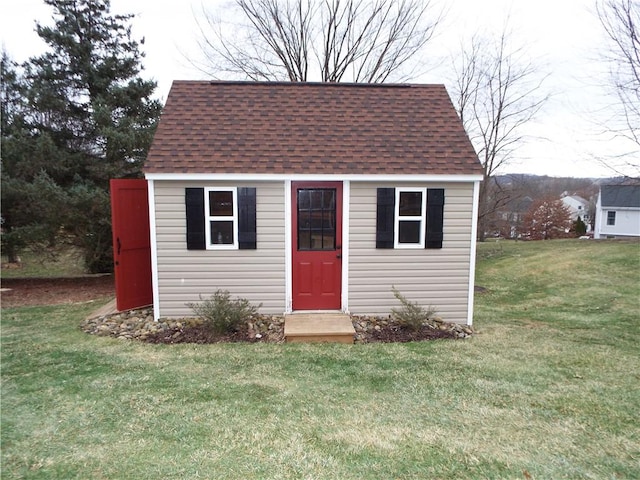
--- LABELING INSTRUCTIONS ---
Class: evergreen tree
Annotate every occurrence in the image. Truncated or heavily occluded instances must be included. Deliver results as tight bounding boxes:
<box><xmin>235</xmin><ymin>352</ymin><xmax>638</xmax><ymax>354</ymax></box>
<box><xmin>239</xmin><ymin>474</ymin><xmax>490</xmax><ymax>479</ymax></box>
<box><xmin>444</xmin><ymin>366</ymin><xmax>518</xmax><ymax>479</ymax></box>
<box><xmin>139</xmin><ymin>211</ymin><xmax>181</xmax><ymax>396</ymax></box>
<box><xmin>573</xmin><ymin>216</ymin><xmax>587</xmax><ymax>236</ymax></box>
<box><xmin>1</xmin><ymin>0</ymin><xmax>161</xmax><ymax>272</ymax></box>
<box><xmin>1</xmin><ymin>53</ymin><xmax>67</xmax><ymax>263</ymax></box>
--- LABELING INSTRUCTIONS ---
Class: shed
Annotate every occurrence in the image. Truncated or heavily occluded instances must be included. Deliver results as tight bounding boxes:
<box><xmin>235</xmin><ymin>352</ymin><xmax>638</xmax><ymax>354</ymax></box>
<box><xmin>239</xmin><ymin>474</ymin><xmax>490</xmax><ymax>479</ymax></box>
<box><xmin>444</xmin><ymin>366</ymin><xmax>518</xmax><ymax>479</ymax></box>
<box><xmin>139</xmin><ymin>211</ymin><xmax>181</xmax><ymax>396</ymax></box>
<box><xmin>144</xmin><ymin>81</ymin><xmax>483</xmax><ymax>324</ymax></box>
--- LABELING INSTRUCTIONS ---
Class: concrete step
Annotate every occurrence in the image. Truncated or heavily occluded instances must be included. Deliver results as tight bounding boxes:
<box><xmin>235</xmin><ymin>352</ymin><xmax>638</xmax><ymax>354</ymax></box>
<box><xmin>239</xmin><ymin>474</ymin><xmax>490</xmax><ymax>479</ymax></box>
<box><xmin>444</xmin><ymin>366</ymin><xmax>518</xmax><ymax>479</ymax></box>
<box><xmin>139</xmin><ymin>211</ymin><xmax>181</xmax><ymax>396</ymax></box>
<box><xmin>284</xmin><ymin>313</ymin><xmax>355</xmax><ymax>344</ymax></box>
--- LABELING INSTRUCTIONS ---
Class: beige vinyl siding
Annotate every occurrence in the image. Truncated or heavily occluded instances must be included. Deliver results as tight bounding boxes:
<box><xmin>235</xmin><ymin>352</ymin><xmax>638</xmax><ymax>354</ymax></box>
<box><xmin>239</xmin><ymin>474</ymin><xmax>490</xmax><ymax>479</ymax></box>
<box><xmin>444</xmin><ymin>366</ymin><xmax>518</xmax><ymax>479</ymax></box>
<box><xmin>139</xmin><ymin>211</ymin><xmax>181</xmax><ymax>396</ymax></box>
<box><xmin>349</xmin><ymin>182</ymin><xmax>474</xmax><ymax>323</ymax></box>
<box><xmin>153</xmin><ymin>180</ymin><xmax>286</xmax><ymax>317</ymax></box>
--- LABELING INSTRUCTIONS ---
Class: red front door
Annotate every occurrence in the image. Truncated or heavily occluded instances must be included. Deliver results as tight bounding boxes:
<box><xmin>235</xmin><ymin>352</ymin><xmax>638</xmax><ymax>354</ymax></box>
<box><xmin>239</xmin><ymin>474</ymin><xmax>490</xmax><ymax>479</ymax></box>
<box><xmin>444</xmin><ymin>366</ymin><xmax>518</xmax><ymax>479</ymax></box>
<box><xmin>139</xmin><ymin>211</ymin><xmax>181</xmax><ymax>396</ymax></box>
<box><xmin>110</xmin><ymin>179</ymin><xmax>153</xmax><ymax>311</ymax></box>
<box><xmin>292</xmin><ymin>182</ymin><xmax>342</xmax><ymax>310</ymax></box>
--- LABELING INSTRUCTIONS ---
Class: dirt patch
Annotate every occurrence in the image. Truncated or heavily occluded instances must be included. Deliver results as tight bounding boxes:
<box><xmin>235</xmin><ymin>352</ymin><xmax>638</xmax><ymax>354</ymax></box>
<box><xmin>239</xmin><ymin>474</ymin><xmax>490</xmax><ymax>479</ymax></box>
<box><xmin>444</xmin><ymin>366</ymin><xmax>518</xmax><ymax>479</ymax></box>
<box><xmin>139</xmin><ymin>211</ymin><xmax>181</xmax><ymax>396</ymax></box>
<box><xmin>0</xmin><ymin>276</ymin><xmax>114</xmax><ymax>307</ymax></box>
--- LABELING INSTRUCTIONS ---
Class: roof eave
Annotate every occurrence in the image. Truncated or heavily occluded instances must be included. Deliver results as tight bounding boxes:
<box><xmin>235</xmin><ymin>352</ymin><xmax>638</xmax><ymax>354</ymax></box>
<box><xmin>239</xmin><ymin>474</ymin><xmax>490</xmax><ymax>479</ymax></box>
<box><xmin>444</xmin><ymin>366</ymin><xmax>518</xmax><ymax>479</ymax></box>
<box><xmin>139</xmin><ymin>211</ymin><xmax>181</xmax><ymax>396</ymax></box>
<box><xmin>144</xmin><ymin>172</ymin><xmax>484</xmax><ymax>182</ymax></box>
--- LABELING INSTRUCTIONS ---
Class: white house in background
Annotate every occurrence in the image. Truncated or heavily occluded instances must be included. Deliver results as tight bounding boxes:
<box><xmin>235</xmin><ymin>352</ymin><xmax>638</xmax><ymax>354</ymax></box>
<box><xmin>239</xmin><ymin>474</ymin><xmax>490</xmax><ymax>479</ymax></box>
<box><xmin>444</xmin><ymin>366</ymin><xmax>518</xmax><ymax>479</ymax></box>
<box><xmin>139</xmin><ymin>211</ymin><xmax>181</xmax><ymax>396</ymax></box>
<box><xmin>593</xmin><ymin>185</ymin><xmax>640</xmax><ymax>239</ymax></box>
<box><xmin>561</xmin><ymin>194</ymin><xmax>591</xmax><ymax>231</ymax></box>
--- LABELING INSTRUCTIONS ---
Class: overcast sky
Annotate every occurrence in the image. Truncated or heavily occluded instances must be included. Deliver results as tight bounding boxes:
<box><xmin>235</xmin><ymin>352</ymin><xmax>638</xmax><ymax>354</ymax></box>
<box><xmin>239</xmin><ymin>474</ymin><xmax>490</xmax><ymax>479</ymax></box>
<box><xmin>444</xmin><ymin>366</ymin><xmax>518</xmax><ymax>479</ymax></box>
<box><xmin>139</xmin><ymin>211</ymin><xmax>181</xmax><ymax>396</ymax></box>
<box><xmin>2</xmin><ymin>0</ymin><xmax>635</xmax><ymax>178</ymax></box>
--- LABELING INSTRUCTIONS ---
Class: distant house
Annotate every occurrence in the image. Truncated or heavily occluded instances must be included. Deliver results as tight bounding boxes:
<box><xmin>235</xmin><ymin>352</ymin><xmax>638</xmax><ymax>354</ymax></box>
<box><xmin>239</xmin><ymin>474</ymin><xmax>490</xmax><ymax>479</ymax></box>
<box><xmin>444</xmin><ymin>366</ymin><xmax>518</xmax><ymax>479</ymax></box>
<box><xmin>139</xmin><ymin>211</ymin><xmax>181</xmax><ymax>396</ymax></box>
<box><xmin>593</xmin><ymin>185</ymin><xmax>640</xmax><ymax>239</ymax></box>
<box><xmin>142</xmin><ymin>81</ymin><xmax>484</xmax><ymax>324</ymax></box>
<box><xmin>495</xmin><ymin>196</ymin><xmax>533</xmax><ymax>238</ymax></box>
<box><xmin>561</xmin><ymin>194</ymin><xmax>591</xmax><ymax>231</ymax></box>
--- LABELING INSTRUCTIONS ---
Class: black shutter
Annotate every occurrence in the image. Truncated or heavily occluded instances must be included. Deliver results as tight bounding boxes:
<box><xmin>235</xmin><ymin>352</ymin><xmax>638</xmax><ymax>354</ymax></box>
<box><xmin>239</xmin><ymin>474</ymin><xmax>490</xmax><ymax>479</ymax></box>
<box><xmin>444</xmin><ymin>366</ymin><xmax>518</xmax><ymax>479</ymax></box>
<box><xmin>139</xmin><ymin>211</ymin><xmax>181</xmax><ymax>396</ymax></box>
<box><xmin>185</xmin><ymin>188</ymin><xmax>206</xmax><ymax>250</ymax></box>
<box><xmin>376</xmin><ymin>188</ymin><xmax>395</xmax><ymax>248</ymax></box>
<box><xmin>238</xmin><ymin>187</ymin><xmax>257</xmax><ymax>249</ymax></box>
<box><xmin>426</xmin><ymin>188</ymin><xmax>445</xmax><ymax>249</ymax></box>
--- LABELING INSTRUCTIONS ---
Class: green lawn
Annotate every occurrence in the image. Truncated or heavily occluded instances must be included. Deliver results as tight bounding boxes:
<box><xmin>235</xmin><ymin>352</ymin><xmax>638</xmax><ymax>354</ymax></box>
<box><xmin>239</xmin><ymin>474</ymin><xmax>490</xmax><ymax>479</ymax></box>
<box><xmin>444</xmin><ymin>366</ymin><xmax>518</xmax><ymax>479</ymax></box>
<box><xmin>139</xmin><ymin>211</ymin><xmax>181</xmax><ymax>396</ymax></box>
<box><xmin>1</xmin><ymin>244</ymin><xmax>86</xmax><ymax>278</ymax></box>
<box><xmin>2</xmin><ymin>239</ymin><xmax>639</xmax><ymax>479</ymax></box>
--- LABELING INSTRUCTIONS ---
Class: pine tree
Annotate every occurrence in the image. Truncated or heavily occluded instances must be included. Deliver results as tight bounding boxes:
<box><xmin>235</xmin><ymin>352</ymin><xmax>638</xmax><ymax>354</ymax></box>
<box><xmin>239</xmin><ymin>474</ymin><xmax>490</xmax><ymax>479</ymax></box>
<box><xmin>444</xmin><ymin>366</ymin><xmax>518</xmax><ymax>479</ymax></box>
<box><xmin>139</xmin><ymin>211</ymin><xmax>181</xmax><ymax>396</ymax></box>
<box><xmin>1</xmin><ymin>0</ymin><xmax>161</xmax><ymax>272</ymax></box>
<box><xmin>573</xmin><ymin>216</ymin><xmax>587</xmax><ymax>236</ymax></box>
<box><xmin>1</xmin><ymin>53</ymin><xmax>67</xmax><ymax>263</ymax></box>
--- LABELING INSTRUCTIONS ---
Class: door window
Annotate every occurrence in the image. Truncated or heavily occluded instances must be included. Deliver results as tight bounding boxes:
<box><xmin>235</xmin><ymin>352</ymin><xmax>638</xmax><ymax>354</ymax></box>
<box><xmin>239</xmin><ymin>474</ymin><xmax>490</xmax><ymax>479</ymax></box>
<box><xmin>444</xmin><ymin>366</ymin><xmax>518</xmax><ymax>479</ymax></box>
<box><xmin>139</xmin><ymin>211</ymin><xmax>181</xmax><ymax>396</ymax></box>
<box><xmin>297</xmin><ymin>188</ymin><xmax>336</xmax><ymax>250</ymax></box>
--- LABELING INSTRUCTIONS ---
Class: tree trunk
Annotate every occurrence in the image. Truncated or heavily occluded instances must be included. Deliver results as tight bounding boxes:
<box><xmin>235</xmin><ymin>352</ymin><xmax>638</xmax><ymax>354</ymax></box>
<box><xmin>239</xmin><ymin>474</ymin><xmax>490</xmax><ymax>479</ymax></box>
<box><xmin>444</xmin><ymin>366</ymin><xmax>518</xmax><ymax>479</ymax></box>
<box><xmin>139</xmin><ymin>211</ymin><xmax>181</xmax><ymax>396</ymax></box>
<box><xmin>3</xmin><ymin>231</ymin><xmax>21</xmax><ymax>264</ymax></box>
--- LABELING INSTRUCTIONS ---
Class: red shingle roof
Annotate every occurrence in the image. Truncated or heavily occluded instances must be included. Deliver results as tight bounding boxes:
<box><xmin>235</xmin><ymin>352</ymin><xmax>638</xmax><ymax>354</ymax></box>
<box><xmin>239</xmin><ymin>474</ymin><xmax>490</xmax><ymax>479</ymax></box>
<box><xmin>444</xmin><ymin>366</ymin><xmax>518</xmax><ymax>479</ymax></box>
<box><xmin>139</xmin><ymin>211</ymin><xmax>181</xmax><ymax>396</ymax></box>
<box><xmin>144</xmin><ymin>81</ymin><xmax>482</xmax><ymax>175</ymax></box>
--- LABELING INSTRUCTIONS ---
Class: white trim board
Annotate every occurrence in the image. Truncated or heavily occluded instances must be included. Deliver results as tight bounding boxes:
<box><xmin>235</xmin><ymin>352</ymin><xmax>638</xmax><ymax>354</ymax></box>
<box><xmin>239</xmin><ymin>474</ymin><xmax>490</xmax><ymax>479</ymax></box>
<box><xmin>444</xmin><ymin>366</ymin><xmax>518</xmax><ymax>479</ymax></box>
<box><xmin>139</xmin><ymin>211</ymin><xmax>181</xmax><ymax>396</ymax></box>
<box><xmin>341</xmin><ymin>180</ymin><xmax>350</xmax><ymax>314</ymax></box>
<box><xmin>466</xmin><ymin>180</ymin><xmax>481</xmax><ymax>326</ymax></box>
<box><xmin>145</xmin><ymin>173</ymin><xmax>484</xmax><ymax>183</ymax></box>
<box><xmin>601</xmin><ymin>207</ymin><xmax>640</xmax><ymax>211</ymax></box>
<box><xmin>147</xmin><ymin>179</ymin><xmax>161</xmax><ymax>321</ymax></box>
<box><xmin>287</xmin><ymin>180</ymin><xmax>347</xmax><ymax>313</ymax></box>
<box><xmin>284</xmin><ymin>180</ymin><xmax>293</xmax><ymax>314</ymax></box>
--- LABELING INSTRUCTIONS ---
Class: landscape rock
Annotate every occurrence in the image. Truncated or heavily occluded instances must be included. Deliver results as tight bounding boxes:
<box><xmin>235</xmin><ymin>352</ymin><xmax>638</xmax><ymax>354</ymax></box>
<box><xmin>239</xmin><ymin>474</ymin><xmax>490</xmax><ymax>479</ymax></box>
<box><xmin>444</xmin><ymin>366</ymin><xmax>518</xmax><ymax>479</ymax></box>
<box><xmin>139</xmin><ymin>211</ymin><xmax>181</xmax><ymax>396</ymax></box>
<box><xmin>81</xmin><ymin>308</ymin><xmax>474</xmax><ymax>344</ymax></box>
<box><xmin>351</xmin><ymin>314</ymin><xmax>475</xmax><ymax>344</ymax></box>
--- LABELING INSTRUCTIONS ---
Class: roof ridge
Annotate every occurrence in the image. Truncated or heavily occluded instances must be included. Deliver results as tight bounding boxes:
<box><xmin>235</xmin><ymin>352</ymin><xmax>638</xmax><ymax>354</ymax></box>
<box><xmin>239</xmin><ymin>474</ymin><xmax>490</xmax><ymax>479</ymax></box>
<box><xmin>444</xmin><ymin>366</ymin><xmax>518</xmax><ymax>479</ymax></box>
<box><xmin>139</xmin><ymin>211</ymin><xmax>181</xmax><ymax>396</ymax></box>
<box><xmin>170</xmin><ymin>80</ymin><xmax>443</xmax><ymax>89</ymax></box>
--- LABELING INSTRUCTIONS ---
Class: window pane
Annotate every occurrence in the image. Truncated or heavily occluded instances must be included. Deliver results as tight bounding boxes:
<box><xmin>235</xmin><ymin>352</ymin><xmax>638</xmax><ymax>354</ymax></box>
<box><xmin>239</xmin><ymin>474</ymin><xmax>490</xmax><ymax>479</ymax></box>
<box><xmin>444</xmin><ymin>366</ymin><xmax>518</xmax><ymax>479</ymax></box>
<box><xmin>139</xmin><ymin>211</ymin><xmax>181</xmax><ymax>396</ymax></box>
<box><xmin>310</xmin><ymin>190</ymin><xmax>323</xmax><ymax>209</ymax></box>
<box><xmin>298</xmin><ymin>210</ymin><xmax>311</xmax><ymax>229</ymax></box>
<box><xmin>311</xmin><ymin>212</ymin><xmax>324</xmax><ymax>229</ymax></box>
<box><xmin>607</xmin><ymin>211</ymin><xmax>616</xmax><ymax>226</ymax></box>
<box><xmin>298</xmin><ymin>230</ymin><xmax>311</xmax><ymax>250</ymax></box>
<box><xmin>209</xmin><ymin>191</ymin><xmax>233</xmax><ymax>216</ymax></box>
<box><xmin>322</xmin><ymin>231</ymin><xmax>336</xmax><ymax>249</ymax></box>
<box><xmin>211</xmin><ymin>221</ymin><xmax>234</xmax><ymax>244</ymax></box>
<box><xmin>323</xmin><ymin>190</ymin><xmax>336</xmax><ymax>209</ymax></box>
<box><xmin>310</xmin><ymin>233</ymin><xmax>323</xmax><ymax>249</ymax></box>
<box><xmin>399</xmin><ymin>191</ymin><xmax>422</xmax><ymax>216</ymax></box>
<box><xmin>298</xmin><ymin>190</ymin><xmax>310</xmax><ymax>210</ymax></box>
<box><xmin>398</xmin><ymin>220</ymin><xmax>421</xmax><ymax>244</ymax></box>
<box><xmin>324</xmin><ymin>210</ymin><xmax>335</xmax><ymax>229</ymax></box>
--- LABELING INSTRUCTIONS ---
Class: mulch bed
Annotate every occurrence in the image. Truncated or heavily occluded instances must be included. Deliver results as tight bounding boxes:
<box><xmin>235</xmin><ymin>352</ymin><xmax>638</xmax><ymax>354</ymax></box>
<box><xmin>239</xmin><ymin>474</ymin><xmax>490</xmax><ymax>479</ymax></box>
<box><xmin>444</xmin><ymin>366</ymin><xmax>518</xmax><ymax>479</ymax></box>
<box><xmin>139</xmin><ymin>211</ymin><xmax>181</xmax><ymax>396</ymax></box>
<box><xmin>139</xmin><ymin>318</ymin><xmax>463</xmax><ymax>344</ymax></box>
<box><xmin>144</xmin><ymin>324</ymin><xmax>264</xmax><ymax>344</ymax></box>
<box><xmin>366</xmin><ymin>324</ymin><xmax>459</xmax><ymax>342</ymax></box>
<box><xmin>143</xmin><ymin>322</ymin><xmax>458</xmax><ymax>344</ymax></box>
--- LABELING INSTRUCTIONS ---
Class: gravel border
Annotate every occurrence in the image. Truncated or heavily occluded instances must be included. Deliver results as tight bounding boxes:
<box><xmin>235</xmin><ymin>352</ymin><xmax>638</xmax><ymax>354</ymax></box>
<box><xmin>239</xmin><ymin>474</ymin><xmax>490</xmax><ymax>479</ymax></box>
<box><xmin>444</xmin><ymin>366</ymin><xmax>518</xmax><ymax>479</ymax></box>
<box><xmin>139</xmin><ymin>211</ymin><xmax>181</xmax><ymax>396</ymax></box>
<box><xmin>81</xmin><ymin>308</ymin><xmax>475</xmax><ymax>344</ymax></box>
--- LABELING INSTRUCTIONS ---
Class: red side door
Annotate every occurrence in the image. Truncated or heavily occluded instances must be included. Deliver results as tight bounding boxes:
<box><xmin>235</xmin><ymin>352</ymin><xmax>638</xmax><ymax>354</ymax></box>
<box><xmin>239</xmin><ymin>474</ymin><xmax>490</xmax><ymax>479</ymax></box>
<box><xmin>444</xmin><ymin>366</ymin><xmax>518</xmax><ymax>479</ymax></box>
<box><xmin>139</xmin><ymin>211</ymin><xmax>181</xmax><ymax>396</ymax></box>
<box><xmin>292</xmin><ymin>182</ymin><xmax>342</xmax><ymax>310</ymax></box>
<box><xmin>110</xmin><ymin>179</ymin><xmax>152</xmax><ymax>311</ymax></box>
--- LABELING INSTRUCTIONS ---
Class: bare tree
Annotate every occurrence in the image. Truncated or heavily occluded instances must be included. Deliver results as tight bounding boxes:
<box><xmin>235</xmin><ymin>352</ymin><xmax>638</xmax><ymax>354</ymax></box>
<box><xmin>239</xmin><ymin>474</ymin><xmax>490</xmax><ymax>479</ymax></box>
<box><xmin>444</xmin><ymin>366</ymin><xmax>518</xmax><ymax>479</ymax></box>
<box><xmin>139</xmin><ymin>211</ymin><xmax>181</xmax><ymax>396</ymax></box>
<box><xmin>194</xmin><ymin>0</ymin><xmax>443</xmax><ymax>82</ymax></box>
<box><xmin>595</xmin><ymin>0</ymin><xmax>639</xmax><ymax>176</ymax></box>
<box><xmin>450</xmin><ymin>29</ymin><xmax>548</xmax><ymax>240</ymax></box>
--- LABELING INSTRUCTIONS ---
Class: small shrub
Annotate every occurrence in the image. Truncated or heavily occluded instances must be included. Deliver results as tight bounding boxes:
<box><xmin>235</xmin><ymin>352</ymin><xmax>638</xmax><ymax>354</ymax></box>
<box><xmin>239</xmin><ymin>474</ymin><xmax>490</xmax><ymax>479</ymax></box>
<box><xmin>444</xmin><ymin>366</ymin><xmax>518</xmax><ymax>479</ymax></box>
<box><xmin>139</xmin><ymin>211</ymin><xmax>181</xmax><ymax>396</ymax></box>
<box><xmin>390</xmin><ymin>286</ymin><xmax>437</xmax><ymax>331</ymax></box>
<box><xmin>186</xmin><ymin>290</ymin><xmax>262</xmax><ymax>335</ymax></box>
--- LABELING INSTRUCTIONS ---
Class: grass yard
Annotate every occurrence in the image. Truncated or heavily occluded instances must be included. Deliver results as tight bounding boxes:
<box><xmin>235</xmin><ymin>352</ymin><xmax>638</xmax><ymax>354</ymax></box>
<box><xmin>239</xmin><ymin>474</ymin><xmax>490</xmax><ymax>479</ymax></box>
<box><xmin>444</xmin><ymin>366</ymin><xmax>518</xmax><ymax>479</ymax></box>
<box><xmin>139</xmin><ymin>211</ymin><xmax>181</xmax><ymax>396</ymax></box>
<box><xmin>2</xmin><ymin>239</ymin><xmax>639</xmax><ymax>479</ymax></box>
<box><xmin>1</xmin><ymin>244</ymin><xmax>86</xmax><ymax>278</ymax></box>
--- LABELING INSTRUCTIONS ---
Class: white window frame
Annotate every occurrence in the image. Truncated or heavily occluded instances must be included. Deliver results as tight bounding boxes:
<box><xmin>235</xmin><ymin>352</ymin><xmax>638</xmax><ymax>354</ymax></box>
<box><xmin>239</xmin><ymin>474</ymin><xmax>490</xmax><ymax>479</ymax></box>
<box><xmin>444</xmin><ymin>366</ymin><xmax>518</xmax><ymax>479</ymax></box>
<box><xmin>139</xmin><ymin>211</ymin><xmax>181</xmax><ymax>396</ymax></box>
<box><xmin>205</xmin><ymin>187</ymin><xmax>238</xmax><ymax>250</ymax></box>
<box><xmin>606</xmin><ymin>210</ymin><xmax>616</xmax><ymax>226</ymax></box>
<box><xmin>394</xmin><ymin>187</ymin><xmax>427</xmax><ymax>249</ymax></box>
